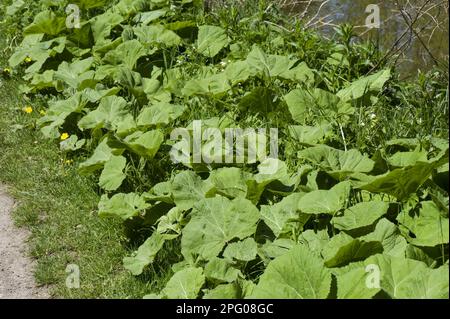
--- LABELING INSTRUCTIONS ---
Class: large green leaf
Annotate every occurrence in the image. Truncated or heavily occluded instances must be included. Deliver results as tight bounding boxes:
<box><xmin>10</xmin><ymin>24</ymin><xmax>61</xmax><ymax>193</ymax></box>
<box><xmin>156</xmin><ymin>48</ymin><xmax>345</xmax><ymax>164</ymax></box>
<box><xmin>78</xmin><ymin>96</ymin><xmax>129</xmax><ymax>131</ymax></box>
<box><xmin>334</xmin><ymin>264</ymin><xmax>381</xmax><ymax>299</ymax></box>
<box><xmin>121</xmin><ymin>130</ymin><xmax>164</xmax><ymax>159</ymax></box>
<box><xmin>223</xmin><ymin>238</ymin><xmax>258</xmax><ymax>262</ymax></box>
<box><xmin>162</xmin><ymin>267</ymin><xmax>205</xmax><ymax>299</ymax></box>
<box><xmin>284</xmin><ymin>88</ymin><xmax>350</xmax><ymax>124</ymax></box>
<box><xmin>336</xmin><ymin>69</ymin><xmax>391</xmax><ymax>102</ymax></box>
<box><xmin>181</xmin><ymin>196</ymin><xmax>260</xmax><ymax>261</ymax></box>
<box><xmin>362</xmin><ymin>218</ymin><xmax>408</xmax><ymax>257</ymax></box>
<box><xmin>137</xmin><ymin>102</ymin><xmax>186</xmax><ymax>127</ymax></box>
<box><xmin>246</xmin><ymin>45</ymin><xmax>296</xmax><ymax>78</ymax></box>
<box><xmin>196</xmin><ymin>25</ymin><xmax>229</xmax><ymax>57</ymax></box>
<box><xmin>134</xmin><ymin>25</ymin><xmax>181</xmax><ymax>46</ymax></box>
<box><xmin>397</xmin><ymin>201</ymin><xmax>449</xmax><ymax>247</ymax></box>
<box><xmin>279</xmin><ymin>62</ymin><xmax>315</xmax><ymax>85</ymax></box>
<box><xmin>79</xmin><ymin>138</ymin><xmax>117</xmax><ymax>175</ymax></box>
<box><xmin>54</xmin><ymin>58</ymin><xmax>95</xmax><ymax>90</ymax></box>
<box><xmin>332</xmin><ymin>201</ymin><xmax>389</xmax><ymax>232</ymax></box>
<box><xmin>123</xmin><ymin>232</ymin><xmax>166</xmax><ymax>275</ymax></box>
<box><xmin>204</xmin><ymin>258</ymin><xmax>241</xmax><ymax>283</ymax></box>
<box><xmin>98</xmin><ymin>192</ymin><xmax>150</xmax><ymax>220</ymax></box>
<box><xmin>24</xmin><ymin>10</ymin><xmax>66</xmax><ymax>36</ymax></box>
<box><xmin>261</xmin><ymin>193</ymin><xmax>309</xmax><ymax>237</ymax></box>
<box><xmin>99</xmin><ymin>155</ymin><xmax>127</xmax><ymax>191</ymax></box>
<box><xmin>207</xmin><ymin>167</ymin><xmax>249</xmax><ymax>199</ymax></box>
<box><xmin>352</xmin><ymin>152</ymin><xmax>448</xmax><ymax>200</ymax></box>
<box><xmin>171</xmin><ymin>171</ymin><xmax>214</xmax><ymax>210</ymax></box>
<box><xmin>365</xmin><ymin>254</ymin><xmax>449</xmax><ymax>298</ymax></box>
<box><xmin>251</xmin><ymin>245</ymin><xmax>332</xmax><ymax>299</ymax></box>
<box><xmin>182</xmin><ymin>72</ymin><xmax>231</xmax><ymax>96</ymax></box>
<box><xmin>297</xmin><ymin>181</ymin><xmax>351</xmax><ymax>215</ymax></box>
<box><xmin>299</xmin><ymin>145</ymin><xmax>374</xmax><ymax>180</ymax></box>
<box><xmin>203</xmin><ymin>284</ymin><xmax>240</xmax><ymax>299</ymax></box>
<box><xmin>103</xmin><ymin>40</ymin><xmax>147</xmax><ymax>69</ymax></box>
<box><xmin>321</xmin><ymin>232</ymin><xmax>383</xmax><ymax>267</ymax></box>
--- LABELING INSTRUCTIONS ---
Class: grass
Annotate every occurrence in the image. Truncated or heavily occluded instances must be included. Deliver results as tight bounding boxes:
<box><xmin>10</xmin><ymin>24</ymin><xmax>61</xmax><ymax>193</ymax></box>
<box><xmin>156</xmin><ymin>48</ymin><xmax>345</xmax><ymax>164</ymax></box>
<box><xmin>0</xmin><ymin>51</ymin><xmax>172</xmax><ymax>299</ymax></box>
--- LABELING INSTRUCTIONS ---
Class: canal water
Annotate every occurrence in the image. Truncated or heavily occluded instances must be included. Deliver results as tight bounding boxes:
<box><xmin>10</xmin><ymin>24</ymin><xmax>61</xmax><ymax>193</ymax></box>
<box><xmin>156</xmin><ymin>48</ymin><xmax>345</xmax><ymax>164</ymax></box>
<box><xmin>284</xmin><ymin>0</ymin><xmax>449</xmax><ymax>77</ymax></box>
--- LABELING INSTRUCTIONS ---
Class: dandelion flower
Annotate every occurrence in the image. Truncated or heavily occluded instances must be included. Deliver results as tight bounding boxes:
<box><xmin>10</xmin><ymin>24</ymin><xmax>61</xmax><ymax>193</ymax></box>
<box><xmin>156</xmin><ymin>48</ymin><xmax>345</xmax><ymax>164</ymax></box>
<box><xmin>61</xmin><ymin>133</ymin><xmax>70</xmax><ymax>141</ymax></box>
<box><xmin>24</xmin><ymin>57</ymin><xmax>32</xmax><ymax>63</ymax></box>
<box><xmin>23</xmin><ymin>106</ymin><xmax>33</xmax><ymax>114</ymax></box>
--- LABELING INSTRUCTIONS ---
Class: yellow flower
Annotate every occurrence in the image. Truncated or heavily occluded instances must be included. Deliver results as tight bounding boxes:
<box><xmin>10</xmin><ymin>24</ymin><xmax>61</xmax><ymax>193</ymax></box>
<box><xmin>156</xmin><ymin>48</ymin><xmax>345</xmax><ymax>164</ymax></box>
<box><xmin>64</xmin><ymin>159</ymin><xmax>74</xmax><ymax>165</ymax></box>
<box><xmin>23</xmin><ymin>106</ymin><xmax>33</xmax><ymax>114</ymax></box>
<box><xmin>24</xmin><ymin>57</ymin><xmax>32</xmax><ymax>63</ymax></box>
<box><xmin>60</xmin><ymin>133</ymin><xmax>70</xmax><ymax>141</ymax></box>
<box><xmin>3</xmin><ymin>67</ymin><xmax>11</xmax><ymax>74</ymax></box>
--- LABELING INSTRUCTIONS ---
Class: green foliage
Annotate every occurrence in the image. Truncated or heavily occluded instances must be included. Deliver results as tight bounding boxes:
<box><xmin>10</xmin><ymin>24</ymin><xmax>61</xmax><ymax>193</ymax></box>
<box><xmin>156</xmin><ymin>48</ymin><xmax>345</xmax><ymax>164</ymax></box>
<box><xmin>2</xmin><ymin>0</ymin><xmax>448</xmax><ymax>299</ymax></box>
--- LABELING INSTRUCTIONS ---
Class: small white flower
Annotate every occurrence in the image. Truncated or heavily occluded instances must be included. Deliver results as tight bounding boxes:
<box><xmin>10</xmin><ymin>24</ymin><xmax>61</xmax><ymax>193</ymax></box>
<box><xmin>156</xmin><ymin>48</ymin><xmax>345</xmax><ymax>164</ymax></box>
<box><xmin>220</xmin><ymin>61</ymin><xmax>227</xmax><ymax>67</ymax></box>
<box><xmin>369</xmin><ymin>113</ymin><xmax>376</xmax><ymax>119</ymax></box>
<box><xmin>360</xmin><ymin>122</ymin><xmax>365</xmax><ymax>127</ymax></box>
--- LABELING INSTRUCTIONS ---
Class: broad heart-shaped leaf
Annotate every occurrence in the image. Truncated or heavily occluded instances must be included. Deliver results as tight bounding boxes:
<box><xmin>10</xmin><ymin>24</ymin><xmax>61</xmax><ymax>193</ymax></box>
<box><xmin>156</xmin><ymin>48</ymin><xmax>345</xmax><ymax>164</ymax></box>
<box><xmin>279</xmin><ymin>62</ymin><xmax>315</xmax><ymax>85</ymax></box>
<box><xmin>336</xmin><ymin>69</ymin><xmax>391</xmax><ymax>102</ymax></box>
<box><xmin>224</xmin><ymin>60</ymin><xmax>251</xmax><ymax>85</ymax></box>
<box><xmin>261</xmin><ymin>193</ymin><xmax>310</xmax><ymax>237</ymax></box>
<box><xmin>333</xmin><ymin>264</ymin><xmax>381</xmax><ymax>299</ymax></box>
<box><xmin>207</xmin><ymin>167</ymin><xmax>249</xmax><ymax>199</ymax></box>
<box><xmin>171</xmin><ymin>171</ymin><xmax>214</xmax><ymax>210</ymax></box>
<box><xmin>99</xmin><ymin>155</ymin><xmax>127</xmax><ymax>191</ymax></box>
<box><xmin>90</xmin><ymin>11</ymin><xmax>124</xmax><ymax>44</ymax></box>
<box><xmin>246</xmin><ymin>159</ymin><xmax>294</xmax><ymax>203</ymax></box>
<box><xmin>54</xmin><ymin>58</ymin><xmax>94</xmax><ymax>90</ymax></box>
<box><xmin>161</xmin><ymin>267</ymin><xmax>205</xmax><ymax>299</ymax></box>
<box><xmin>352</xmin><ymin>151</ymin><xmax>448</xmax><ymax>200</ymax></box>
<box><xmin>284</xmin><ymin>88</ymin><xmax>351</xmax><ymax>124</ymax></box>
<box><xmin>387</xmin><ymin>149</ymin><xmax>428</xmax><ymax>167</ymax></box>
<box><xmin>24</xmin><ymin>10</ymin><xmax>66</xmax><ymax>36</ymax></box>
<box><xmin>364</xmin><ymin>254</ymin><xmax>449</xmax><ymax>299</ymax></box>
<box><xmin>134</xmin><ymin>25</ymin><xmax>181</xmax><ymax>47</ymax></box>
<box><xmin>78</xmin><ymin>96</ymin><xmax>129</xmax><ymax>131</ymax></box>
<box><xmin>251</xmin><ymin>245</ymin><xmax>332</xmax><ymax>299</ymax></box>
<box><xmin>321</xmin><ymin>232</ymin><xmax>383</xmax><ymax>268</ymax></box>
<box><xmin>181</xmin><ymin>196</ymin><xmax>260</xmax><ymax>262</ymax></box>
<box><xmin>196</xmin><ymin>25</ymin><xmax>229</xmax><ymax>57</ymax></box>
<box><xmin>246</xmin><ymin>45</ymin><xmax>296</xmax><ymax>78</ymax></box>
<box><xmin>137</xmin><ymin>102</ymin><xmax>186</xmax><ymax>127</ymax></box>
<box><xmin>79</xmin><ymin>138</ymin><xmax>117</xmax><ymax>175</ymax></box>
<box><xmin>182</xmin><ymin>72</ymin><xmax>231</xmax><ymax>97</ymax></box>
<box><xmin>123</xmin><ymin>232</ymin><xmax>166</xmax><ymax>275</ymax></box>
<box><xmin>297</xmin><ymin>181</ymin><xmax>351</xmax><ymax>215</ymax></box>
<box><xmin>362</xmin><ymin>218</ymin><xmax>407</xmax><ymax>257</ymax></box>
<box><xmin>258</xmin><ymin>239</ymin><xmax>296</xmax><ymax>261</ymax></box>
<box><xmin>288</xmin><ymin>124</ymin><xmax>333</xmax><ymax>146</ymax></box>
<box><xmin>38</xmin><ymin>92</ymin><xmax>89</xmax><ymax>139</ymax></box>
<box><xmin>223</xmin><ymin>238</ymin><xmax>258</xmax><ymax>262</ymax></box>
<box><xmin>203</xmin><ymin>284</ymin><xmax>240</xmax><ymax>299</ymax></box>
<box><xmin>299</xmin><ymin>145</ymin><xmax>374</xmax><ymax>180</ymax></box>
<box><xmin>298</xmin><ymin>230</ymin><xmax>330</xmax><ymax>256</ymax></box>
<box><xmin>397</xmin><ymin>201</ymin><xmax>449</xmax><ymax>247</ymax></box>
<box><xmin>204</xmin><ymin>257</ymin><xmax>241</xmax><ymax>283</ymax></box>
<box><xmin>103</xmin><ymin>40</ymin><xmax>147</xmax><ymax>69</ymax></box>
<box><xmin>332</xmin><ymin>201</ymin><xmax>389</xmax><ymax>232</ymax></box>
<box><xmin>121</xmin><ymin>130</ymin><xmax>164</xmax><ymax>159</ymax></box>
<box><xmin>98</xmin><ymin>192</ymin><xmax>149</xmax><ymax>220</ymax></box>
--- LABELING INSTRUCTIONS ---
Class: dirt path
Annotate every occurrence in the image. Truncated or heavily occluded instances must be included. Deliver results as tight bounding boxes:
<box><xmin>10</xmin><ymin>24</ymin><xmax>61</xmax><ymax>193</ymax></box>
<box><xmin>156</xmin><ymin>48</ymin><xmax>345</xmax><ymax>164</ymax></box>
<box><xmin>0</xmin><ymin>185</ymin><xmax>49</xmax><ymax>299</ymax></box>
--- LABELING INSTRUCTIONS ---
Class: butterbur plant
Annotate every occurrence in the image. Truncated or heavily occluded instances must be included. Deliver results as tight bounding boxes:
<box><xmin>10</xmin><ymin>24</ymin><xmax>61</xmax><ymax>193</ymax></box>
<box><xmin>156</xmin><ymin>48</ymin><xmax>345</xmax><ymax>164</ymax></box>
<box><xmin>3</xmin><ymin>0</ymin><xmax>448</xmax><ymax>299</ymax></box>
